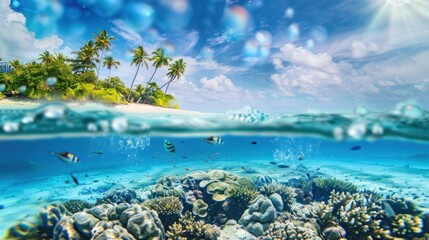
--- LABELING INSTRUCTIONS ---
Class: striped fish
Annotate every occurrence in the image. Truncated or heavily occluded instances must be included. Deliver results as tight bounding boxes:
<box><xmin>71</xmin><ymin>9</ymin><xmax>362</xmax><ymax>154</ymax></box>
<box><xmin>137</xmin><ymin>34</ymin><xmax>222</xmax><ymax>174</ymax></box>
<box><xmin>164</xmin><ymin>140</ymin><xmax>176</xmax><ymax>153</ymax></box>
<box><xmin>50</xmin><ymin>151</ymin><xmax>80</xmax><ymax>165</ymax></box>
<box><xmin>202</xmin><ymin>136</ymin><xmax>224</xmax><ymax>145</ymax></box>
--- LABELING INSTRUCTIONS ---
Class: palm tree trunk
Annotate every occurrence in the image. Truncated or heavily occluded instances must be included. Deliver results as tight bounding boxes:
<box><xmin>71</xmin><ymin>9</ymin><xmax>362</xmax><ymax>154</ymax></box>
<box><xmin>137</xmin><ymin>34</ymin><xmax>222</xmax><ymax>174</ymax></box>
<box><xmin>127</xmin><ymin>63</ymin><xmax>141</xmax><ymax>102</ymax></box>
<box><xmin>140</xmin><ymin>67</ymin><xmax>158</xmax><ymax>103</ymax></box>
<box><xmin>95</xmin><ymin>49</ymin><xmax>104</xmax><ymax>90</ymax></box>
<box><xmin>164</xmin><ymin>82</ymin><xmax>171</xmax><ymax>94</ymax></box>
<box><xmin>107</xmin><ymin>68</ymin><xmax>111</xmax><ymax>87</ymax></box>
<box><xmin>159</xmin><ymin>79</ymin><xmax>172</xmax><ymax>90</ymax></box>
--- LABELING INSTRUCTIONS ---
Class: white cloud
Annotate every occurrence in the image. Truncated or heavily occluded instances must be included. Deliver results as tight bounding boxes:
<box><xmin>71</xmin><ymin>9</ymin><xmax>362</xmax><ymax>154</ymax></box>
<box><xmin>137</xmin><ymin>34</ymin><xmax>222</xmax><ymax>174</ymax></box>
<box><xmin>351</xmin><ymin>40</ymin><xmax>380</xmax><ymax>59</ymax></box>
<box><xmin>200</xmin><ymin>75</ymin><xmax>241</xmax><ymax>93</ymax></box>
<box><xmin>276</xmin><ymin>43</ymin><xmax>338</xmax><ymax>73</ymax></box>
<box><xmin>0</xmin><ymin>1</ymin><xmax>64</xmax><ymax>62</ymax></box>
<box><xmin>111</xmin><ymin>19</ymin><xmax>144</xmax><ymax>46</ymax></box>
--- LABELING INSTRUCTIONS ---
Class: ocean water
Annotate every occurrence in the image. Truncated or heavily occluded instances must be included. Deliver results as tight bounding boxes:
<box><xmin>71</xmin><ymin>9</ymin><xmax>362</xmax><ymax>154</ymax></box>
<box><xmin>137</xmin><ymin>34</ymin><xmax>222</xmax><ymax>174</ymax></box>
<box><xmin>1</xmin><ymin>102</ymin><xmax>428</xmax><ymax>239</ymax></box>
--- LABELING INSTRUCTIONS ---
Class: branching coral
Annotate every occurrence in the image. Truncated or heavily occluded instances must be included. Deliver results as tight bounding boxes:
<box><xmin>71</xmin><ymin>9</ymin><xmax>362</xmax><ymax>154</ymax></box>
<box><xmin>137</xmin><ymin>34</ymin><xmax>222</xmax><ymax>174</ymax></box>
<box><xmin>167</xmin><ymin>211</ymin><xmax>218</xmax><ymax>240</ymax></box>
<box><xmin>149</xmin><ymin>176</ymin><xmax>185</xmax><ymax>199</ymax></box>
<box><xmin>312</xmin><ymin>178</ymin><xmax>358</xmax><ymax>201</ymax></box>
<box><xmin>63</xmin><ymin>199</ymin><xmax>94</xmax><ymax>214</ymax></box>
<box><xmin>389</xmin><ymin>214</ymin><xmax>423</xmax><ymax>239</ymax></box>
<box><xmin>263</xmin><ymin>220</ymin><xmax>322</xmax><ymax>240</ymax></box>
<box><xmin>259</xmin><ymin>183</ymin><xmax>296</xmax><ymax>211</ymax></box>
<box><xmin>143</xmin><ymin>196</ymin><xmax>184</xmax><ymax>228</ymax></box>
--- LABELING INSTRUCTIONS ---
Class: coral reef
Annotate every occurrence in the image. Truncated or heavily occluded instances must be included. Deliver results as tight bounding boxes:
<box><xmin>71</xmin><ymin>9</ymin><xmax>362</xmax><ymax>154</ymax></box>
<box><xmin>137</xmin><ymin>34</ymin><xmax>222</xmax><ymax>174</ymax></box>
<box><xmin>91</xmin><ymin>221</ymin><xmax>136</xmax><ymax>239</ymax></box>
<box><xmin>167</xmin><ymin>211</ymin><xmax>219</xmax><ymax>240</ymax></box>
<box><xmin>294</xmin><ymin>188</ymin><xmax>313</xmax><ymax>204</ymax></box>
<box><xmin>95</xmin><ymin>188</ymin><xmax>142</xmax><ymax>205</ymax></box>
<box><xmin>192</xmin><ymin>199</ymin><xmax>209</xmax><ymax>218</ymax></box>
<box><xmin>181</xmin><ymin>175</ymin><xmax>198</xmax><ymax>191</ymax></box>
<box><xmin>238</xmin><ymin>194</ymin><xmax>283</xmax><ymax>236</ymax></box>
<box><xmin>219</xmin><ymin>219</ymin><xmax>256</xmax><ymax>240</ymax></box>
<box><xmin>150</xmin><ymin>176</ymin><xmax>185</xmax><ymax>199</ymax></box>
<box><xmin>262</xmin><ymin>219</ymin><xmax>322</xmax><ymax>240</ymax></box>
<box><xmin>384</xmin><ymin>195</ymin><xmax>422</xmax><ymax>216</ymax></box>
<box><xmin>143</xmin><ymin>196</ymin><xmax>184</xmax><ymax>227</ymax></box>
<box><xmin>259</xmin><ymin>183</ymin><xmax>296</xmax><ymax>211</ymax></box>
<box><xmin>389</xmin><ymin>214</ymin><xmax>423</xmax><ymax>239</ymax></box>
<box><xmin>6</xmin><ymin>220</ymin><xmax>38</xmax><ymax>239</ymax></box>
<box><xmin>185</xmin><ymin>189</ymin><xmax>203</xmax><ymax>205</ymax></box>
<box><xmin>312</xmin><ymin>178</ymin><xmax>358</xmax><ymax>201</ymax></box>
<box><xmin>37</xmin><ymin>203</ymin><xmax>71</xmax><ymax>238</ymax></box>
<box><xmin>253</xmin><ymin>175</ymin><xmax>276</xmax><ymax>187</ymax></box>
<box><xmin>63</xmin><ymin>199</ymin><xmax>94</xmax><ymax>214</ymax></box>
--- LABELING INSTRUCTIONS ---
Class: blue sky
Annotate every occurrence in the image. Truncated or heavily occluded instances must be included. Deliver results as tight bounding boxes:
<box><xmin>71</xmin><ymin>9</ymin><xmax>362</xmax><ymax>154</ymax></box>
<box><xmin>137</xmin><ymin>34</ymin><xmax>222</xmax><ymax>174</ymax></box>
<box><xmin>1</xmin><ymin>0</ymin><xmax>428</xmax><ymax>113</ymax></box>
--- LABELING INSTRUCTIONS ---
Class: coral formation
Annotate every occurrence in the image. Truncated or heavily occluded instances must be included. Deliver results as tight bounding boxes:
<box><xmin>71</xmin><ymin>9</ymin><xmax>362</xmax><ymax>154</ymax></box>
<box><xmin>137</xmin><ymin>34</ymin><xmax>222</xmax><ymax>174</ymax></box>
<box><xmin>389</xmin><ymin>214</ymin><xmax>423</xmax><ymax>238</ymax></box>
<box><xmin>167</xmin><ymin>211</ymin><xmax>219</xmax><ymax>240</ymax></box>
<box><xmin>192</xmin><ymin>199</ymin><xmax>209</xmax><ymax>218</ymax></box>
<box><xmin>6</xmin><ymin>220</ymin><xmax>38</xmax><ymax>239</ymax></box>
<box><xmin>143</xmin><ymin>196</ymin><xmax>184</xmax><ymax>227</ymax></box>
<box><xmin>96</xmin><ymin>188</ymin><xmax>142</xmax><ymax>205</ymax></box>
<box><xmin>263</xmin><ymin>219</ymin><xmax>322</xmax><ymax>240</ymax></box>
<box><xmin>312</xmin><ymin>178</ymin><xmax>358</xmax><ymax>201</ymax></box>
<box><xmin>63</xmin><ymin>199</ymin><xmax>94</xmax><ymax>214</ymax></box>
<box><xmin>384</xmin><ymin>195</ymin><xmax>422</xmax><ymax>216</ymax></box>
<box><xmin>259</xmin><ymin>183</ymin><xmax>296</xmax><ymax>211</ymax></box>
<box><xmin>150</xmin><ymin>176</ymin><xmax>185</xmax><ymax>199</ymax></box>
<box><xmin>252</xmin><ymin>175</ymin><xmax>276</xmax><ymax>188</ymax></box>
<box><xmin>238</xmin><ymin>194</ymin><xmax>282</xmax><ymax>236</ymax></box>
<box><xmin>37</xmin><ymin>203</ymin><xmax>71</xmax><ymax>238</ymax></box>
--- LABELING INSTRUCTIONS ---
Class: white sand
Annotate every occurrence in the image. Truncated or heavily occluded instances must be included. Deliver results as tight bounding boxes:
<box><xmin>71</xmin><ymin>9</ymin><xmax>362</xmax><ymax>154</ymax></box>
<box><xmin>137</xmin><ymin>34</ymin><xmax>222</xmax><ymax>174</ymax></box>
<box><xmin>0</xmin><ymin>99</ymin><xmax>202</xmax><ymax>115</ymax></box>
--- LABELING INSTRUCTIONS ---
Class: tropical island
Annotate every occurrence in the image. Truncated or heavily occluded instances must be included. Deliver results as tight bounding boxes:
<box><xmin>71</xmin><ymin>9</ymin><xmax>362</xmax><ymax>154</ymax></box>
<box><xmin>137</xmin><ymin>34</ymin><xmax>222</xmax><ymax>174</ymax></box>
<box><xmin>0</xmin><ymin>30</ymin><xmax>185</xmax><ymax>109</ymax></box>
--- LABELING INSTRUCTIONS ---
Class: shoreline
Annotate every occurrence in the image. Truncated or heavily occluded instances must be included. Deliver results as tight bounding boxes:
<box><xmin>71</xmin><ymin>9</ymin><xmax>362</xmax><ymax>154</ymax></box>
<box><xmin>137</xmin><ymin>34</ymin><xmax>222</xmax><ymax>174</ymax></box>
<box><xmin>0</xmin><ymin>99</ymin><xmax>202</xmax><ymax>115</ymax></box>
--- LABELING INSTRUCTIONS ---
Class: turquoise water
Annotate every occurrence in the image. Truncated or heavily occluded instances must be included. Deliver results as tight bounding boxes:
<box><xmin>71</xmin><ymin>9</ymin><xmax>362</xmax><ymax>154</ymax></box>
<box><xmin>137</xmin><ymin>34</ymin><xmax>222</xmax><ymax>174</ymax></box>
<box><xmin>1</xmin><ymin>103</ymin><xmax>429</xmax><ymax>239</ymax></box>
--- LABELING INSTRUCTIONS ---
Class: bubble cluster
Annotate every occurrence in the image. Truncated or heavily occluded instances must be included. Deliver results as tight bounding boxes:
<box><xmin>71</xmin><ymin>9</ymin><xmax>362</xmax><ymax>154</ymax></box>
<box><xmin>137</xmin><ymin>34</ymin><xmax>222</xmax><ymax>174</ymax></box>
<box><xmin>157</xmin><ymin>0</ymin><xmax>191</xmax><ymax>31</ymax></box>
<box><xmin>222</xmin><ymin>5</ymin><xmax>250</xmax><ymax>41</ymax></box>
<box><xmin>288</xmin><ymin>23</ymin><xmax>300</xmax><ymax>42</ymax></box>
<box><xmin>243</xmin><ymin>31</ymin><xmax>272</xmax><ymax>64</ymax></box>
<box><xmin>43</xmin><ymin>105</ymin><xmax>66</xmax><ymax>119</ymax></box>
<box><xmin>12</xmin><ymin>0</ymin><xmax>20</xmax><ymax>8</ymax></box>
<box><xmin>310</xmin><ymin>26</ymin><xmax>328</xmax><ymax>43</ymax></box>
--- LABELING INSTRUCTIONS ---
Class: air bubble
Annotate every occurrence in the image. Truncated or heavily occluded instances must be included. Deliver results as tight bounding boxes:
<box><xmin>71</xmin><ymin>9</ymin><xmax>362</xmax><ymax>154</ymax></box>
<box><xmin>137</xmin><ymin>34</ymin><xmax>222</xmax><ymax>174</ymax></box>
<box><xmin>22</xmin><ymin>115</ymin><xmax>34</xmax><ymax>124</ymax></box>
<box><xmin>87</xmin><ymin>123</ymin><xmax>98</xmax><ymax>132</ymax></box>
<box><xmin>112</xmin><ymin>118</ymin><xmax>128</xmax><ymax>132</ymax></box>
<box><xmin>99</xmin><ymin>120</ymin><xmax>110</xmax><ymax>132</ymax></box>
<box><xmin>19</xmin><ymin>86</ymin><xmax>27</xmax><ymax>93</ymax></box>
<box><xmin>401</xmin><ymin>104</ymin><xmax>423</xmax><ymax>118</ymax></box>
<box><xmin>371</xmin><ymin>124</ymin><xmax>384</xmax><ymax>137</ymax></box>
<box><xmin>333</xmin><ymin>127</ymin><xmax>344</xmax><ymax>141</ymax></box>
<box><xmin>46</xmin><ymin>77</ymin><xmax>57</xmax><ymax>86</ymax></box>
<box><xmin>44</xmin><ymin>105</ymin><xmax>66</xmax><ymax>119</ymax></box>
<box><xmin>348</xmin><ymin>123</ymin><xmax>367</xmax><ymax>139</ymax></box>
<box><xmin>0</xmin><ymin>84</ymin><xmax>5</xmax><ymax>92</ymax></box>
<box><xmin>3</xmin><ymin>122</ymin><xmax>19</xmax><ymax>133</ymax></box>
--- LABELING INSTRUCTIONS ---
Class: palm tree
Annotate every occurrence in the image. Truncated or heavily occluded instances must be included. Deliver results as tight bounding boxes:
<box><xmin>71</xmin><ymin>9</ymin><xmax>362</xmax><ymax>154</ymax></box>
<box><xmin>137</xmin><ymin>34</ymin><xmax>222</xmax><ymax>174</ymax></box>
<box><xmin>127</xmin><ymin>46</ymin><xmax>149</xmax><ymax>102</ymax></box>
<box><xmin>54</xmin><ymin>53</ymin><xmax>67</xmax><ymax>62</ymax></box>
<box><xmin>39</xmin><ymin>51</ymin><xmax>54</xmax><ymax>64</ymax></box>
<box><xmin>135</xmin><ymin>84</ymin><xmax>145</xmax><ymax>103</ymax></box>
<box><xmin>103</xmin><ymin>56</ymin><xmax>120</xmax><ymax>86</ymax></box>
<box><xmin>93</xmin><ymin>30</ymin><xmax>115</xmax><ymax>89</ymax></box>
<box><xmin>159</xmin><ymin>59</ymin><xmax>186</xmax><ymax>94</ymax></box>
<box><xmin>72</xmin><ymin>40</ymin><xmax>98</xmax><ymax>73</ymax></box>
<box><xmin>140</xmin><ymin>48</ymin><xmax>171</xmax><ymax>102</ymax></box>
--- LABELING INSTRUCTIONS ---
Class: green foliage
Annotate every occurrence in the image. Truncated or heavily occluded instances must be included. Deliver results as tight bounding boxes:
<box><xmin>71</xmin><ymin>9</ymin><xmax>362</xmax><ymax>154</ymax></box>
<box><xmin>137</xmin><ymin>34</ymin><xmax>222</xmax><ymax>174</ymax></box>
<box><xmin>0</xmin><ymin>92</ymin><xmax>5</xmax><ymax>100</ymax></box>
<box><xmin>0</xmin><ymin>29</ymin><xmax>183</xmax><ymax>108</ymax></box>
<box><xmin>229</xmin><ymin>184</ymin><xmax>259</xmax><ymax>207</ymax></box>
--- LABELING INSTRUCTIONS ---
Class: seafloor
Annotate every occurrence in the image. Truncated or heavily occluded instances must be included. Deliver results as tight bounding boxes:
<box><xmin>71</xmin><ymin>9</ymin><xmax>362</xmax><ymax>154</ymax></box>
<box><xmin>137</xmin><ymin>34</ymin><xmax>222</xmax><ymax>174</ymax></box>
<box><xmin>1</xmin><ymin>156</ymin><xmax>429</xmax><ymax>239</ymax></box>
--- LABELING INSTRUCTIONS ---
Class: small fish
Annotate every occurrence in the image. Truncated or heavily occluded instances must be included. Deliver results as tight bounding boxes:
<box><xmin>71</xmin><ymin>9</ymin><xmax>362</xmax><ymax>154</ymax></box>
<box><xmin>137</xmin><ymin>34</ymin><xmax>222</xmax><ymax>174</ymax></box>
<box><xmin>85</xmin><ymin>174</ymin><xmax>88</xmax><ymax>177</ymax></box>
<box><xmin>202</xmin><ymin>136</ymin><xmax>224</xmax><ymax>145</ymax></box>
<box><xmin>50</xmin><ymin>151</ymin><xmax>80</xmax><ymax>165</ymax></box>
<box><xmin>242</xmin><ymin>166</ymin><xmax>246</xmax><ymax>171</ymax></box>
<box><xmin>65</xmin><ymin>180</ymin><xmax>70</xmax><ymax>184</ymax></box>
<box><xmin>0</xmin><ymin>204</ymin><xmax>5</xmax><ymax>210</ymax></box>
<box><xmin>250</xmin><ymin>141</ymin><xmax>257</xmax><ymax>145</ymax></box>
<box><xmin>306</xmin><ymin>173</ymin><xmax>310</xmax><ymax>178</ymax></box>
<box><xmin>164</xmin><ymin>140</ymin><xmax>176</xmax><ymax>153</ymax></box>
<box><xmin>298</xmin><ymin>154</ymin><xmax>305</xmax><ymax>161</ymax></box>
<box><xmin>316</xmin><ymin>168</ymin><xmax>320</xmax><ymax>171</ymax></box>
<box><xmin>270</xmin><ymin>161</ymin><xmax>278</xmax><ymax>165</ymax></box>
<box><xmin>71</xmin><ymin>174</ymin><xmax>79</xmax><ymax>185</ymax></box>
<box><xmin>91</xmin><ymin>151</ymin><xmax>103</xmax><ymax>155</ymax></box>
<box><xmin>185</xmin><ymin>168</ymin><xmax>190</xmax><ymax>171</ymax></box>
<box><xmin>350</xmin><ymin>145</ymin><xmax>362</xmax><ymax>151</ymax></box>
<box><xmin>277</xmin><ymin>164</ymin><xmax>291</xmax><ymax>168</ymax></box>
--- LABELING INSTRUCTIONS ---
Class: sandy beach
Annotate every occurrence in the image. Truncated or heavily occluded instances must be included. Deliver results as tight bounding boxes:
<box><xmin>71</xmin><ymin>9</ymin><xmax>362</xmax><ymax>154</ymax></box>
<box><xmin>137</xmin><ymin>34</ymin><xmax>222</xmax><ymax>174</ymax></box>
<box><xmin>0</xmin><ymin>99</ymin><xmax>202</xmax><ymax>115</ymax></box>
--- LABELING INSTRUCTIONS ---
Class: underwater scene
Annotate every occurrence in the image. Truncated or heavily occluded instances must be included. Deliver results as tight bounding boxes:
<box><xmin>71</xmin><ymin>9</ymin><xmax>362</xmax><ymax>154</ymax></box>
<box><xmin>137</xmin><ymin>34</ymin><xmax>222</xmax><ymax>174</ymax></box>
<box><xmin>0</xmin><ymin>103</ymin><xmax>429</xmax><ymax>240</ymax></box>
<box><xmin>1</xmin><ymin>0</ymin><xmax>429</xmax><ymax>239</ymax></box>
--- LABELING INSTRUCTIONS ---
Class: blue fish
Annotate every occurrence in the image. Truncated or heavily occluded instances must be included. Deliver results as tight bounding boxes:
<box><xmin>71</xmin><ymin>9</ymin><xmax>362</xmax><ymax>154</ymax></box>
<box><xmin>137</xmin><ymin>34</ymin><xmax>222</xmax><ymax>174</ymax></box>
<box><xmin>350</xmin><ymin>145</ymin><xmax>362</xmax><ymax>151</ymax></box>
